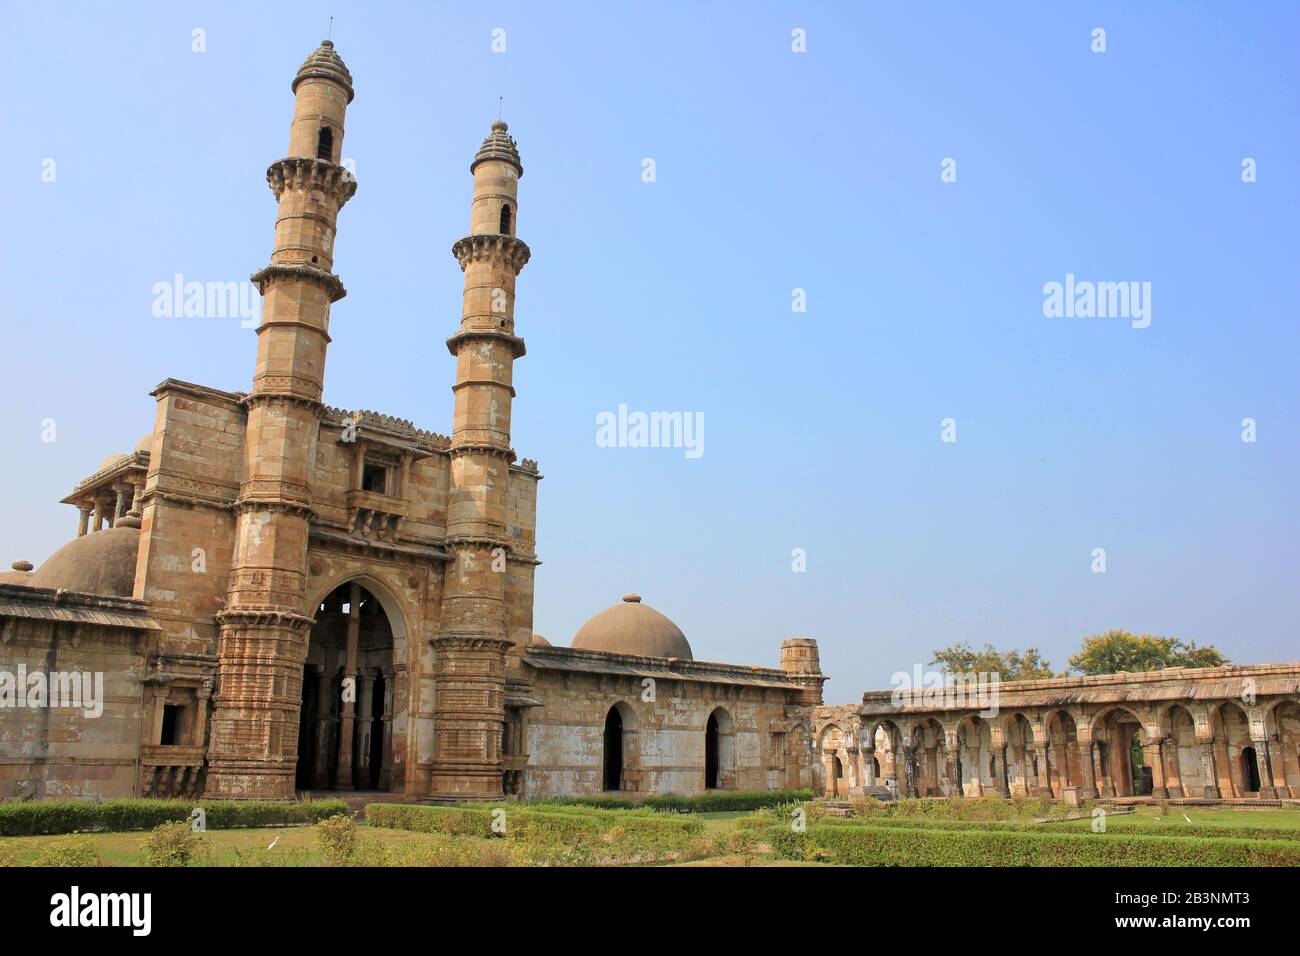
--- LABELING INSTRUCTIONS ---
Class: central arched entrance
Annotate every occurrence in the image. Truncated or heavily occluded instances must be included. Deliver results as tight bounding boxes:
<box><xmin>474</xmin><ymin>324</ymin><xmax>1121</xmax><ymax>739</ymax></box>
<box><xmin>295</xmin><ymin>580</ymin><xmax>396</xmax><ymax>791</ymax></box>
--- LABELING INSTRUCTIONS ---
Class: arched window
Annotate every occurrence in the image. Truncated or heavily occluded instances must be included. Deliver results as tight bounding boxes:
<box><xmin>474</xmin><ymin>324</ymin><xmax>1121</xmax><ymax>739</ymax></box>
<box><xmin>499</xmin><ymin>203</ymin><xmax>512</xmax><ymax>235</ymax></box>
<box><xmin>317</xmin><ymin>126</ymin><xmax>333</xmax><ymax>161</ymax></box>
<box><xmin>603</xmin><ymin>706</ymin><xmax>623</xmax><ymax>791</ymax></box>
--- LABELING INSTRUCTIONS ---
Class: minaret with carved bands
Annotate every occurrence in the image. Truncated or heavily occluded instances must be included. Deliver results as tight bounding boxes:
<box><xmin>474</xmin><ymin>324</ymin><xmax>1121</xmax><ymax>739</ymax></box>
<box><xmin>429</xmin><ymin>121</ymin><xmax>530</xmax><ymax>798</ymax></box>
<box><xmin>206</xmin><ymin>41</ymin><xmax>356</xmax><ymax>799</ymax></box>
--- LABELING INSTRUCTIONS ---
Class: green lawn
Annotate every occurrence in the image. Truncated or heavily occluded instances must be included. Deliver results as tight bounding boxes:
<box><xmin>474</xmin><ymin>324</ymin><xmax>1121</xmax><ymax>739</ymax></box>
<box><xmin>0</xmin><ymin>824</ymin><xmax>494</xmax><ymax>867</ymax></box>
<box><xmin>3</xmin><ymin>802</ymin><xmax>1295</xmax><ymax>867</ymax></box>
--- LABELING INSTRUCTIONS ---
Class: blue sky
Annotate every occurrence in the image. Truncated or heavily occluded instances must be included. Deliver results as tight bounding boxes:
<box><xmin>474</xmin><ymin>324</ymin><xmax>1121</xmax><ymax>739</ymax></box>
<box><xmin>1</xmin><ymin>2</ymin><xmax>1296</xmax><ymax>700</ymax></box>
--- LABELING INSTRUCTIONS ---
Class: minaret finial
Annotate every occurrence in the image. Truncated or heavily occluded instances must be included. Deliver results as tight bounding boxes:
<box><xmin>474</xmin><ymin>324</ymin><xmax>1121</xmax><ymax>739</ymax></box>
<box><xmin>498</xmin><ymin>96</ymin><xmax>503</xmax><ymax>121</ymax></box>
<box><xmin>328</xmin><ymin>16</ymin><xmax>334</xmax><ymax>42</ymax></box>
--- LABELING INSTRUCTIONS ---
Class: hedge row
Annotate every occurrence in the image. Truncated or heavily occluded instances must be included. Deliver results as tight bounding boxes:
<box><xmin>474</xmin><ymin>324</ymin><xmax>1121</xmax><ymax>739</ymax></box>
<box><xmin>818</xmin><ymin>814</ymin><xmax>1300</xmax><ymax>843</ymax></box>
<box><xmin>366</xmin><ymin>803</ymin><xmax>704</xmax><ymax>863</ymax></box>
<box><xmin>0</xmin><ymin>799</ymin><xmax>350</xmax><ymax>836</ymax></box>
<box><xmin>532</xmin><ymin>789</ymin><xmax>813</xmax><ymax>814</ymax></box>
<box><xmin>768</xmin><ymin>823</ymin><xmax>1300</xmax><ymax>866</ymax></box>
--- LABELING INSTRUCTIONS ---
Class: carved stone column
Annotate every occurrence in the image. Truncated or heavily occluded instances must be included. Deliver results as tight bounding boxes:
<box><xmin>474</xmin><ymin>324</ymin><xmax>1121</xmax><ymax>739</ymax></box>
<box><xmin>1142</xmin><ymin>738</ymin><xmax>1168</xmax><ymax>798</ymax></box>
<box><xmin>1254</xmin><ymin>738</ymin><xmax>1278</xmax><ymax>799</ymax></box>
<box><xmin>312</xmin><ymin>667</ymin><xmax>332</xmax><ymax>790</ymax></box>
<box><xmin>1199</xmin><ymin>742</ymin><xmax>1221</xmax><ymax>799</ymax></box>
<box><xmin>356</xmin><ymin>670</ymin><xmax>376</xmax><ymax>788</ymax></box>
<box><xmin>334</xmin><ymin>582</ymin><xmax>361</xmax><ymax>790</ymax></box>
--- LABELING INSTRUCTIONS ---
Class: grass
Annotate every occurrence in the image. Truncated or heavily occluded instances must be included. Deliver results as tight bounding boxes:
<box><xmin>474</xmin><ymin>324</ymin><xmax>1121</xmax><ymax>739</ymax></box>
<box><xmin>1</xmin><ymin>801</ymin><xmax>1295</xmax><ymax>867</ymax></box>
<box><xmin>0</xmin><ymin>824</ymin><xmax>484</xmax><ymax>867</ymax></box>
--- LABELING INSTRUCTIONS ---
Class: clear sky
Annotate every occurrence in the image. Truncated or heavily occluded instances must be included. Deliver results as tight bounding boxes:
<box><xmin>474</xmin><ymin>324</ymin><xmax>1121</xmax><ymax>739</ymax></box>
<box><xmin>1</xmin><ymin>2</ymin><xmax>1296</xmax><ymax>701</ymax></box>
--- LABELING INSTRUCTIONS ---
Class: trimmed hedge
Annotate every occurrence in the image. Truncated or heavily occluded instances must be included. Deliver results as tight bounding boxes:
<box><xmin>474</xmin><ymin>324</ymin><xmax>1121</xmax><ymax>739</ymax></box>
<box><xmin>366</xmin><ymin>803</ymin><xmax>704</xmax><ymax>863</ymax></box>
<box><xmin>0</xmin><ymin>799</ymin><xmax>350</xmax><ymax>836</ymax></box>
<box><xmin>818</xmin><ymin>814</ymin><xmax>1300</xmax><ymax>843</ymax></box>
<box><xmin>768</xmin><ymin>823</ymin><xmax>1300</xmax><ymax>867</ymax></box>
<box><xmin>531</xmin><ymin>789</ymin><xmax>813</xmax><ymax>814</ymax></box>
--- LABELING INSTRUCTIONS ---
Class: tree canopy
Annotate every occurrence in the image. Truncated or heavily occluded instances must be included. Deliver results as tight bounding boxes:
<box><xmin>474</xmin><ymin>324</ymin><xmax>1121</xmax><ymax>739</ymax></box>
<box><xmin>928</xmin><ymin>642</ymin><xmax>1056</xmax><ymax>681</ymax></box>
<box><xmin>1067</xmin><ymin>630</ymin><xmax>1227</xmax><ymax>675</ymax></box>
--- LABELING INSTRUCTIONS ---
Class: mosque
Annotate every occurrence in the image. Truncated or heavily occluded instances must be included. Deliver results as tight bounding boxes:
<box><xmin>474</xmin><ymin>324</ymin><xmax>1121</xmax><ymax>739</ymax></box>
<box><xmin>0</xmin><ymin>41</ymin><xmax>826</xmax><ymax>802</ymax></box>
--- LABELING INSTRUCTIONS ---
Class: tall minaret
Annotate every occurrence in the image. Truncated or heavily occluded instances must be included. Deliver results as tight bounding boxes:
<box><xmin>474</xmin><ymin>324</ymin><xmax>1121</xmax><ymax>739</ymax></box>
<box><xmin>206</xmin><ymin>41</ymin><xmax>356</xmax><ymax>799</ymax></box>
<box><xmin>429</xmin><ymin>120</ymin><xmax>531</xmax><ymax>798</ymax></box>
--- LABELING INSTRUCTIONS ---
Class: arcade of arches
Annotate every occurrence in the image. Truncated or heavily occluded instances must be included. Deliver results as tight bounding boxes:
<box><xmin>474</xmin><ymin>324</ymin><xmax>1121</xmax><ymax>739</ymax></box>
<box><xmin>814</xmin><ymin>663</ymin><xmax>1300</xmax><ymax>802</ymax></box>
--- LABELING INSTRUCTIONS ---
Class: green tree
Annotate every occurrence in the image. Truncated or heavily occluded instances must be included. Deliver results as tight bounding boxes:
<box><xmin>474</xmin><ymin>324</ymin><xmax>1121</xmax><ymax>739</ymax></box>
<box><xmin>1067</xmin><ymin>630</ymin><xmax>1227</xmax><ymax>676</ymax></box>
<box><xmin>928</xmin><ymin>642</ymin><xmax>1055</xmax><ymax>681</ymax></box>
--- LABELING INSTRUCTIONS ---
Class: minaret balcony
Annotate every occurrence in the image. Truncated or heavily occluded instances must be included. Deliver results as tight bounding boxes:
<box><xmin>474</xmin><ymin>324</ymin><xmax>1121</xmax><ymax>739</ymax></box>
<box><xmin>452</xmin><ymin>233</ymin><xmax>531</xmax><ymax>274</ymax></box>
<box><xmin>266</xmin><ymin>157</ymin><xmax>358</xmax><ymax>208</ymax></box>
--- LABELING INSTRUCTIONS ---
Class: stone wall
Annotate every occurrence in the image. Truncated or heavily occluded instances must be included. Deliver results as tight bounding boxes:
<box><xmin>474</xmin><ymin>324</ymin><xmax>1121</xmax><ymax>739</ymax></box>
<box><xmin>0</xmin><ymin>590</ymin><xmax>156</xmax><ymax>800</ymax></box>
<box><xmin>523</xmin><ymin>650</ymin><xmax>820</xmax><ymax>798</ymax></box>
<box><xmin>818</xmin><ymin>663</ymin><xmax>1300</xmax><ymax>802</ymax></box>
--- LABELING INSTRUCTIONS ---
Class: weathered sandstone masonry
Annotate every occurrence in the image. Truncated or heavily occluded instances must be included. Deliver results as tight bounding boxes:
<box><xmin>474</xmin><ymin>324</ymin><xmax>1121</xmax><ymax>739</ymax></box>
<box><xmin>815</xmin><ymin>663</ymin><xmax>1300</xmax><ymax>803</ymax></box>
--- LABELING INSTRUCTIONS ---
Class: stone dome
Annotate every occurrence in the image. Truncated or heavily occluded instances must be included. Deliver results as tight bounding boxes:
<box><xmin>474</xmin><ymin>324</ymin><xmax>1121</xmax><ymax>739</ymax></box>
<box><xmin>471</xmin><ymin>119</ymin><xmax>523</xmax><ymax>176</ymax></box>
<box><xmin>98</xmin><ymin>452</ymin><xmax>129</xmax><ymax>472</ymax></box>
<box><xmin>29</xmin><ymin>526</ymin><xmax>141</xmax><ymax>597</ymax></box>
<box><xmin>571</xmin><ymin>594</ymin><xmax>693</xmax><ymax>661</ymax></box>
<box><xmin>292</xmin><ymin>39</ymin><xmax>354</xmax><ymax>102</ymax></box>
<box><xmin>134</xmin><ymin>432</ymin><xmax>155</xmax><ymax>455</ymax></box>
<box><xmin>530</xmin><ymin>633</ymin><xmax>551</xmax><ymax>647</ymax></box>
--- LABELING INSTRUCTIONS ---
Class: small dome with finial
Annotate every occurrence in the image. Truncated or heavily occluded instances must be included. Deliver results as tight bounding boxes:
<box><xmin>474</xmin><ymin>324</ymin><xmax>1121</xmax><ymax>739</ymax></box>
<box><xmin>472</xmin><ymin>118</ymin><xmax>523</xmax><ymax>177</ymax></box>
<box><xmin>293</xmin><ymin>40</ymin><xmax>355</xmax><ymax>103</ymax></box>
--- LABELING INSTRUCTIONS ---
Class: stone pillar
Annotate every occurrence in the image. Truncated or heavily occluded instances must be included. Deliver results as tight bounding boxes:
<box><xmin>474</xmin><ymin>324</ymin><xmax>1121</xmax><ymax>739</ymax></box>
<box><xmin>312</xmin><ymin>667</ymin><xmax>332</xmax><ymax>790</ymax></box>
<box><xmin>92</xmin><ymin>499</ymin><xmax>104</xmax><ymax>532</ymax></box>
<box><xmin>1035</xmin><ymin>744</ymin><xmax>1051</xmax><ymax>796</ymax></box>
<box><xmin>992</xmin><ymin>744</ymin><xmax>1008</xmax><ymax>796</ymax></box>
<box><xmin>1076</xmin><ymin>738</ymin><xmax>1097</xmax><ymax>800</ymax></box>
<box><xmin>378</xmin><ymin>672</ymin><xmax>394</xmax><ymax>790</ymax></box>
<box><xmin>113</xmin><ymin>487</ymin><xmax>129</xmax><ymax>520</ymax></box>
<box><xmin>356</xmin><ymin>670</ymin><xmax>376</xmax><ymax>789</ymax></box>
<box><xmin>1142</xmin><ymin>738</ymin><xmax>1168</xmax><ymax>798</ymax></box>
<box><xmin>1162</xmin><ymin>737</ymin><xmax>1183</xmax><ymax>797</ymax></box>
<box><xmin>863</xmin><ymin>747</ymin><xmax>876</xmax><ymax>789</ymax></box>
<box><xmin>1254</xmin><ymin>738</ymin><xmax>1278</xmax><ymax>799</ymax></box>
<box><xmin>967</xmin><ymin>744</ymin><xmax>983</xmax><ymax>797</ymax></box>
<box><xmin>1199</xmin><ymin>742</ymin><xmax>1221</xmax><ymax>799</ymax></box>
<box><xmin>335</xmin><ymin>582</ymin><xmax>361</xmax><ymax>790</ymax></box>
<box><xmin>821</xmin><ymin>752</ymin><xmax>836</xmax><ymax>797</ymax></box>
<box><xmin>946</xmin><ymin>736</ymin><xmax>961</xmax><ymax>797</ymax></box>
<box><xmin>76</xmin><ymin>504</ymin><xmax>91</xmax><ymax>538</ymax></box>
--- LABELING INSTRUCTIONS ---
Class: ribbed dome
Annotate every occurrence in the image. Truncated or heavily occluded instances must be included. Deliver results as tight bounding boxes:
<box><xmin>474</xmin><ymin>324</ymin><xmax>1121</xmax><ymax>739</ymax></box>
<box><xmin>471</xmin><ymin>119</ymin><xmax>523</xmax><ymax>176</ymax></box>
<box><xmin>571</xmin><ymin>594</ymin><xmax>692</xmax><ymax>660</ymax></box>
<box><xmin>292</xmin><ymin>40</ymin><xmax>354</xmax><ymax>103</ymax></box>
<box><xmin>29</xmin><ymin>526</ymin><xmax>141</xmax><ymax>597</ymax></box>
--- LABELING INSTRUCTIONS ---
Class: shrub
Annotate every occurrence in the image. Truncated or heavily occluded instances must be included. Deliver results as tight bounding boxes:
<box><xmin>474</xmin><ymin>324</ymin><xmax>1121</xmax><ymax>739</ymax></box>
<box><xmin>528</xmin><ymin>790</ymin><xmax>813</xmax><ymax>814</ymax></box>
<box><xmin>315</xmin><ymin>814</ymin><xmax>359</xmax><ymax>866</ymax></box>
<box><xmin>32</xmin><ymin>837</ymin><xmax>104</xmax><ymax>867</ymax></box>
<box><xmin>766</xmin><ymin>823</ymin><xmax>1300</xmax><ymax>867</ymax></box>
<box><xmin>142</xmin><ymin>821</ymin><xmax>201</xmax><ymax>867</ymax></box>
<box><xmin>0</xmin><ymin>798</ymin><xmax>350</xmax><ymax>836</ymax></box>
<box><xmin>366</xmin><ymin>802</ymin><xmax>704</xmax><ymax>864</ymax></box>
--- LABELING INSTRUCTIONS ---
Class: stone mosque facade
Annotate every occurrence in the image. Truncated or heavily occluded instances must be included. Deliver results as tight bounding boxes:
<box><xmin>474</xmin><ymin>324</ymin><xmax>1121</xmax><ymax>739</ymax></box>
<box><xmin>1</xmin><ymin>43</ymin><xmax>1295</xmax><ymax>809</ymax></box>
<box><xmin>0</xmin><ymin>42</ymin><xmax>826</xmax><ymax>803</ymax></box>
